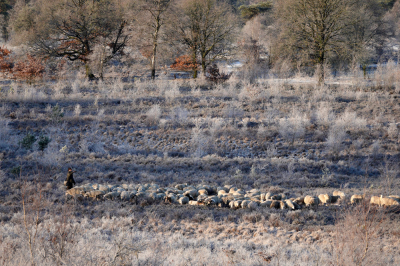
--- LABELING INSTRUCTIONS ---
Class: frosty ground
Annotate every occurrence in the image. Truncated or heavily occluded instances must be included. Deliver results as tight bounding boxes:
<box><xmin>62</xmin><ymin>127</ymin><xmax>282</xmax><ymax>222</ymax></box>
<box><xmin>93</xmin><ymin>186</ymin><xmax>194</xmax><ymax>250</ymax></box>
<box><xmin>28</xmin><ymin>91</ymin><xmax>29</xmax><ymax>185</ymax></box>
<box><xmin>0</xmin><ymin>73</ymin><xmax>400</xmax><ymax>265</ymax></box>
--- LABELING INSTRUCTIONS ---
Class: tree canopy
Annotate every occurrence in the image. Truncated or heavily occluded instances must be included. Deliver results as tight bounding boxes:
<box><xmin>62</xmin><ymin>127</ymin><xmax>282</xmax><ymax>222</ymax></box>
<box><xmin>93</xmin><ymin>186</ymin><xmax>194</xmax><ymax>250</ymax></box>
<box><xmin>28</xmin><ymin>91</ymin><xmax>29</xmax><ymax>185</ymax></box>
<box><xmin>4</xmin><ymin>0</ymin><xmax>400</xmax><ymax>82</ymax></box>
<box><xmin>239</xmin><ymin>2</ymin><xmax>272</xmax><ymax>21</ymax></box>
<box><xmin>11</xmin><ymin>0</ymin><xmax>128</xmax><ymax>78</ymax></box>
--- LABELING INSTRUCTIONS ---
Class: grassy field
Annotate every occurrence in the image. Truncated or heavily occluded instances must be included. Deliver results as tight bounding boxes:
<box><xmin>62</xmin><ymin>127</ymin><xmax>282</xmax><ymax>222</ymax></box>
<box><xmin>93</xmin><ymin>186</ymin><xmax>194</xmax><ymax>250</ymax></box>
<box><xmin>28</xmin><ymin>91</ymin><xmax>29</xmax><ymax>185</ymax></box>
<box><xmin>0</xmin><ymin>73</ymin><xmax>399</xmax><ymax>265</ymax></box>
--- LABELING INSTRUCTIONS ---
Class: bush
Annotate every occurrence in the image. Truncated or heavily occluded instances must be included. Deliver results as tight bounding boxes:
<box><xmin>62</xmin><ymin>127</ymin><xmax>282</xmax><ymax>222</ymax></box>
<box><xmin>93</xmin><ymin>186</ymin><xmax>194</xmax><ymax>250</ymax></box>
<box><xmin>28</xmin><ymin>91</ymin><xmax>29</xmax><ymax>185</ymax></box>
<box><xmin>331</xmin><ymin>204</ymin><xmax>388</xmax><ymax>266</ymax></box>
<box><xmin>145</xmin><ymin>105</ymin><xmax>162</xmax><ymax>126</ymax></box>
<box><xmin>50</xmin><ymin>104</ymin><xmax>64</xmax><ymax>124</ymax></box>
<box><xmin>170</xmin><ymin>55</ymin><xmax>198</xmax><ymax>71</ymax></box>
<box><xmin>38</xmin><ymin>135</ymin><xmax>51</xmax><ymax>151</ymax></box>
<box><xmin>0</xmin><ymin>47</ymin><xmax>44</xmax><ymax>82</ymax></box>
<box><xmin>206</xmin><ymin>64</ymin><xmax>231</xmax><ymax>83</ymax></box>
<box><xmin>12</xmin><ymin>55</ymin><xmax>45</xmax><ymax>83</ymax></box>
<box><xmin>10</xmin><ymin>165</ymin><xmax>21</xmax><ymax>177</ymax></box>
<box><xmin>20</xmin><ymin>133</ymin><xmax>36</xmax><ymax>150</ymax></box>
<box><xmin>279</xmin><ymin>109</ymin><xmax>309</xmax><ymax>145</ymax></box>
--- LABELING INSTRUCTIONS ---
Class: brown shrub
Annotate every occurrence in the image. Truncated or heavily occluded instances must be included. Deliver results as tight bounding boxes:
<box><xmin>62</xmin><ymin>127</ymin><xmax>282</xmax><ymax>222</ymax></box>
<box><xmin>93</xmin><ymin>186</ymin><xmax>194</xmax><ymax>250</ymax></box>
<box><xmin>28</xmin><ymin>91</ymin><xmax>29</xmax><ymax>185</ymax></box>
<box><xmin>331</xmin><ymin>204</ymin><xmax>388</xmax><ymax>266</ymax></box>
<box><xmin>170</xmin><ymin>55</ymin><xmax>198</xmax><ymax>71</ymax></box>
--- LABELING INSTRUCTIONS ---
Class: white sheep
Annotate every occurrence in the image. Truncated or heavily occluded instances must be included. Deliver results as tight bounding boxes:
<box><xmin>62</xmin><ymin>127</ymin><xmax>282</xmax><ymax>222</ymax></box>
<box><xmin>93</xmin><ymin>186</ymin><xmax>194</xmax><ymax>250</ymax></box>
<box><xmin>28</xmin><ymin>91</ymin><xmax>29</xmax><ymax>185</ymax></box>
<box><xmin>293</xmin><ymin>197</ymin><xmax>305</xmax><ymax>205</ymax></box>
<box><xmin>197</xmin><ymin>194</ymin><xmax>208</xmax><ymax>203</ymax></box>
<box><xmin>271</xmin><ymin>194</ymin><xmax>282</xmax><ymax>200</ymax></box>
<box><xmin>380</xmin><ymin>196</ymin><xmax>400</xmax><ymax>207</ymax></box>
<box><xmin>205</xmin><ymin>196</ymin><xmax>220</xmax><ymax>205</ymax></box>
<box><xmin>148</xmin><ymin>192</ymin><xmax>158</xmax><ymax>201</ymax></box>
<box><xmin>189</xmin><ymin>200</ymin><xmax>202</xmax><ymax>206</ymax></box>
<box><xmin>285</xmin><ymin>199</ymin><xmax>296</xmax><ymax>210</ymax></box>
<box><xmin>270</xmin><ymin>200</ymin><xmax>281</xmax><ymax>209</ymax></box>
<box><xmin>304</xmin><ymin>196</ymin><xmax>319</xmax><ymax>207</ymax></box>
<box><xmin>241</xmin><ymin>200</ymin><xmax>251</xmax><ymax>208</ymax></box>
<box><xmin>164</xmin><ymin>194</ymin><xmax>177</xmax><ymax>203</ymax></box>
<box><xmin>120</xmin><ymin>191</ymin><xmax>131</xmax><ymax>201</ymax></box>
<box><xmin>175</xmin><ymin>184</ymin><xmax>185</xmax><ymax>190</ymax></box>
<box><xmin>220</xmin><ymin>196</ymin><xmax>231</xmax><ymax>206</ymax></box>
<box><xmin>183</xmin><ymin>186</ymin><xmax>196</xmax><ymax>192</ymax></box>
<box><xmin>248</xmin><ymin>201</ymin><xmax>258</xmax><ymax>210</ymax></box>
<box><xmin>350</xmin><ymin>194</ymin><xmax>363</xmax><ymax>204</ymax></box>
<box><xmin>66</xmin><ymin>187</ymin><xmax>85</xmax><ymax>197</ymax></box>
<box><xmin>104</xmin><ymin>191</ymin><xmax>120</xmax><ymax>200</ymax></box>
<box><xmin>218</xmin><ymin>186</ymin><xmax>229</xmax><ymax>193</ymax></box>
<box><xmin>234</xmin><ymin>200</ymin><xmax>243</xmax><ymax>209</ymax></box>
<box><xmin>260</xmin><ymin>193</ymin><xmax>266</xmax><ymax>201</ymax></box>
<box><xmin>224</xmin><ymin>184</ymin><xmax>233</xmax><ymax>190</ymax></box>
<box><xmin>370</xmin><ymin>196</ymin><xmax>381</xmax><ymax>206</ymax></box>
<box><xmin>229</xmin><ymin>187</ymin><xmax>238</xmax><ymax>193</ymax></box>
<box><xmin>198</xmin><ymin>189</ymin><xmax>208</xmax><ymax>195</ymax></box>
<box><xmin>318</xmin><ymin>194</ymin><xmax>331</xmax><ymax>205</ymax></box>
<box><xmin>260</xmin><ymin>200</ymin><xmax>272</xmax><ymax>208</ymax></box>
<box><xmin>388</xmin><ymin>195</ymin><xmax>400</xmax><ymax>202</ymax></box>
<box><xmin>184</xmin><ymin>189</ymin><xmax>199</xmax><ymax>199</ymax></box>
<box><xmin>218</xmin><ymin>190</ymin><xmax>227</xmax><ymax>196</ymax></box>
<box><xmin>292</xmin><ymin>201</ymin><xmax>301</xmax><ymax>210</ymax></box>
<box><xmin>156</xmin><ymin>193</ymin><xmax>166</xmax><ymax>200</ymax></box>
<box><xmin>85</xmin><ymin>190</ymin><xmax>105</xmax><ymax>199</ymax></box>
<box><xmin>98</xmin><ymin>185</ymin><xmax>109</xmax><ymax>193</ymax></box>
<box><xmin>333</xmin><ymin>191</ymin><xmax>346</xmax><ymax>201</ymax></box>
<box><xmin>178</xmin><ymin>196</ymin><xmax>189</xmax><ymax>205</ymax></box>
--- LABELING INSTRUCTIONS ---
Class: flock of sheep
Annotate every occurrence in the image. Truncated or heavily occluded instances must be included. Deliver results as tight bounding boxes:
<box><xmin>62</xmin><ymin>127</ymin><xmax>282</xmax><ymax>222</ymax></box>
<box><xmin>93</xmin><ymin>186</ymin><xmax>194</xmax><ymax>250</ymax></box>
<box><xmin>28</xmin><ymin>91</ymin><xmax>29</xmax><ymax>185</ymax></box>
<box><xmin>65</xmin><ymin>183</ymin><xmax>400</xmax><ymax>210</ymax></box>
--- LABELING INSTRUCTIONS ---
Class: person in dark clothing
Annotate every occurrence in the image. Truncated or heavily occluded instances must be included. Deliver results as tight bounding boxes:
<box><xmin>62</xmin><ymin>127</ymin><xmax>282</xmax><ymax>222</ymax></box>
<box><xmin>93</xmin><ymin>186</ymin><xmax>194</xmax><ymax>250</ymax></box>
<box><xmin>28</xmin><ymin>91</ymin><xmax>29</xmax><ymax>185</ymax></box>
<box><xmin>65</xmin><ymin>168</ymin><xmax>76</xmax><ymax>190</ymax></box>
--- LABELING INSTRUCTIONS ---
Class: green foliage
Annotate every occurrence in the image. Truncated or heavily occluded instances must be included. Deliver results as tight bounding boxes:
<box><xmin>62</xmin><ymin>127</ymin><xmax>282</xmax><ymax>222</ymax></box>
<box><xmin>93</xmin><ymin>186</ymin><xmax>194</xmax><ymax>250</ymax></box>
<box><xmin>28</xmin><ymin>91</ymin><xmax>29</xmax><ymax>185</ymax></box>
<box><xmin>38</xmin><ymin>135</ymin><xmax>51</xmax><ymax>151</ymax></box>
<box><xmin>20</xmin><ymin>133</ymin><xmax>36</xmax><ymax>150</ymax></box>
<box><xmin>50</xmin><ymin>103</ymin><xmax>64</xmax><ymax>124</ymax></box>
<box><xmin>10</xmin><ymin>165</ymin><xmax>21</xmax><ymax>176</ymax></box>
<box><xmin>239</xmin><ymin>2</ymin><xmax>272</xmax><ymax>20</ymax></box>
<box><xmin>378</xmin><ymin>0</ymin><xmax>396</xmax><ymax>10</ymax></box>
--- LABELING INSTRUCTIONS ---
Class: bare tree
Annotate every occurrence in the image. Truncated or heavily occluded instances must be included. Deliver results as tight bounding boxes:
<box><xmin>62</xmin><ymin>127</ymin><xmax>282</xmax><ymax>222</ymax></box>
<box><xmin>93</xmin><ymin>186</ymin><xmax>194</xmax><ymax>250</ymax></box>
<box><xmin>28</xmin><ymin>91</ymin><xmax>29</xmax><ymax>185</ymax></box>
<box><xmin>173</xmin><ymin>0</ymin><xmax>237</xmax><ymax>78</ymax></box>
<box><xmin>274</xmin><ymin>0</ymin><xmax>354</xmax><ymax>83</ymax></box>
<box><xmin>136</xmin><ymin>0</ymin><xmax>173</xmax><ymax>80</ymax></box>
<box><xmin>238</xmin><ymin>2</ymin><xmax>274</xmax><ymax>82</ymax></box>
<box><xmin>343</xmin><ymin>0</ymin><xmax>388</xmax><ymax>77</ymax></box>
<box><xmin>273</xmin><ymin>0</ymin><xmax>390</xmax><ymax>83</ymax></box>
<box><xmin>0</xmin><ymin>0</ymin><xmax>12</xmax><ymax>42</ymax></box>
<box><xmin>10</xmin><ymin>0</ymin><xmax>129</xmax><ymax>79</ymax></box>
<box><xmin>384</xmin><ymin>0</ymin><xmax>400</xmax><ymax>63</ymax></box>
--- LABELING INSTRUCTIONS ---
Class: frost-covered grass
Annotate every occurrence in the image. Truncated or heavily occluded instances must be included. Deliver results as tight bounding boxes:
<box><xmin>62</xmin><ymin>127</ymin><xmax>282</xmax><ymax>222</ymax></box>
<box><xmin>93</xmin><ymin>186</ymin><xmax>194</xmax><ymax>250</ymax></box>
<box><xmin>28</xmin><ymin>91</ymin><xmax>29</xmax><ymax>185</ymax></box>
<box><xmin>1</xmin><ymin>202</ymin><xmax>399</xmax><ymax>266</ymax></box>
<box><xmin>1</xmin><ymin>72</ymin><xmax>400</xmax><ymax>265</ymax></box>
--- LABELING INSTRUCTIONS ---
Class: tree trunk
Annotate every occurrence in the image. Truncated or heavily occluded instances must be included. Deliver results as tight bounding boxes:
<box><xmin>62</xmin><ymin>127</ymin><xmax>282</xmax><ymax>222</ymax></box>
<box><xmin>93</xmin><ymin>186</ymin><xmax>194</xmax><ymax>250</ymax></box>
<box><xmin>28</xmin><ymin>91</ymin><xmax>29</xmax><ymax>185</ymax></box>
<box><xmin>317</xmin><ymin>48</ymin><xmax>325</xmax><ymax>85</ymax></box>
<box><xmin>151</xmin><ymin>15</ymin><xmax>161</xmax><ymax>80</ymax></box>
<box><xmin>1</xmin><ymin>14</ymin><xmax>9</xmax><ymax>42</ymax></box>
<box><xmin>85</xmin><ymin>63</ymin><xmax>96</xmax><ymax>80</ymax></box>
<box><xmin>151</xmin><ymin>38</ymin><xmax>157</xmax><ymax>79</ymax></box>
<box><xmin>362</xmin><ymin>64</ymin><xmax>367</xmax><ymax>79</ymax></box>
<box><xmin>318</xmin><ymin>63</ymin><xmax>324</xmax><ymax>85</ymax></box>
<box><xmin>192</xmin><ymin>49</ymin><xmax>198</xmax><ymax>79</ymax></box>
<box><xmin>201</xmin><ymin>55</ymin><xmax>206</xmax><ymax>76</ymax></box>
<box><xmin>151</xmin><ymin>48</ymin><xmax>156</xmax><ymax>79</ymax></box>
<box><xmin>98</xmin><ymin>45</ymin><xmax>106</xmax><ymax>80</ymax></box>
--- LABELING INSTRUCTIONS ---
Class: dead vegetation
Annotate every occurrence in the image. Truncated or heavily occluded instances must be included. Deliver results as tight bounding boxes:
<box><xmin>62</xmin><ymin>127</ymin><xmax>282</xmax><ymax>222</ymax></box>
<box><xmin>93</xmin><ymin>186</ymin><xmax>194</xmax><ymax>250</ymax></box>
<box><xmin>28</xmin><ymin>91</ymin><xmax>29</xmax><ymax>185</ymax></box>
<box><xmin>0</xmin><ymin>72</ymin><xmax>400</xmax><ymax>265</ymax></box>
